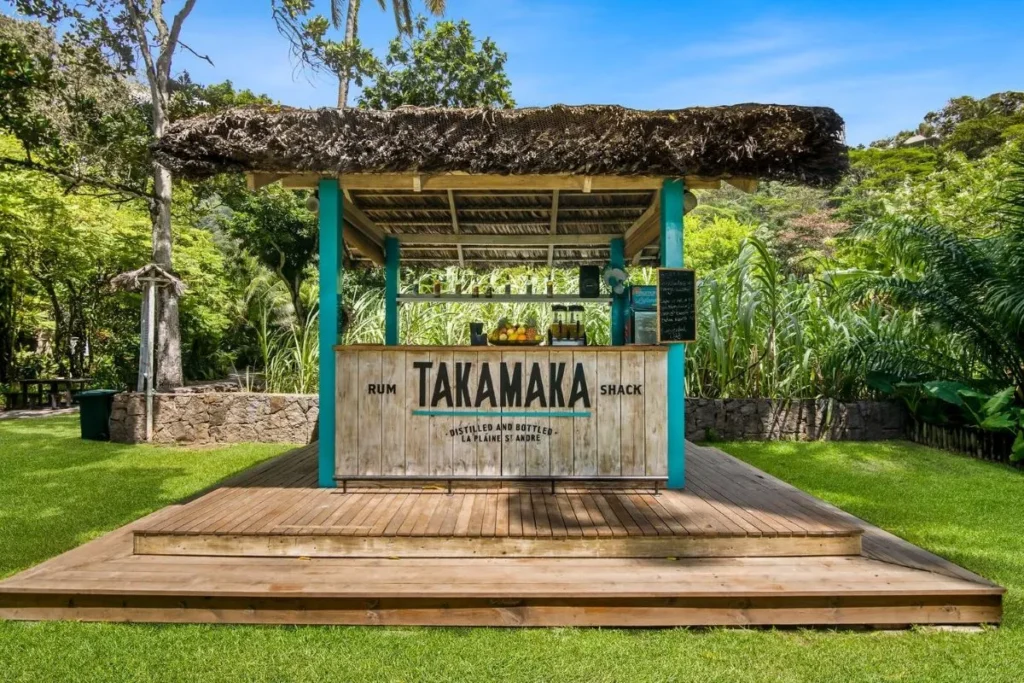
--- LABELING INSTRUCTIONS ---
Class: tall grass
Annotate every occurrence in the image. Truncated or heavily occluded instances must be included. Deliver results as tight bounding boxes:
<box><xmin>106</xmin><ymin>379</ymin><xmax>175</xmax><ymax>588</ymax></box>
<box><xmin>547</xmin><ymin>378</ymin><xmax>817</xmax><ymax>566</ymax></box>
<box><xmin>345</xmin><ymin>267</ymin><xmax>615</xmax><ymax>347</ymax></box>
<box><xmin>687</xmin><ymin>238</ymin><xmax>944</xmax><ymax>399</ymax></box>
<box><xmin>239</xmin><ymin>277</ymin><xmax>319</xmax><ymax>394</ymax></box>
<box><xmin>245</xmin><ymin>239</ymin><xmax>943</xmax><ymax>400</ymax></box>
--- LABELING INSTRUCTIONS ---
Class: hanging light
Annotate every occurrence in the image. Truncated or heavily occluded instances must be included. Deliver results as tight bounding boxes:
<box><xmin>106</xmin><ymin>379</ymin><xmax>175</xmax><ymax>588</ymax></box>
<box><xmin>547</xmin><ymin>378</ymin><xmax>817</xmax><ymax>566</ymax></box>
<box><xmin>305</xmin><ymin>190</ymin><xmax>320</xmax><ymax>214</ymax></box>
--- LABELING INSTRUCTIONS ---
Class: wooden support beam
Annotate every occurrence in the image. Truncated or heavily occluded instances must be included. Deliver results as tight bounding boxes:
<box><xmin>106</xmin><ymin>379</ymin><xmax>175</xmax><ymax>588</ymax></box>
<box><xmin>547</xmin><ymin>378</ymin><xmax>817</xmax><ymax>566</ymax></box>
<box><xmin>395</xmin><ymin>233</ymin><xmax>618</xmax><ymax>246</ymax></box>
<box><xmin>341</xmin><ymin>196</ymin><xmax>385</xmax><ymax>245</ymax></box>
<box><xmin>447</xmin><ymin>190</ymin><xmax>464</xmax><ymax>267</ymax></box>
<box><xmin>372</xmin><ymin>218</ymin><xmax>635</xmax><ymax>228</ymax></box>
<box><xmin>343</xmin><ymin>224</ymin><xmax>386</xmax><ymax>266</ymax></box>
<box><xmin>363</xmin><ymin>206</ymin><xmax>649</xmax><ymax>215</ymax></box>
<box><xmin>280</xmin><ymin>174</ymin><xmax>319</xmax><ymax>190</ymax></box>
<box><xmin>245</xmin><ymin>172</ymin><xmax>286</xmax><ymax>190</ymax></box>
<box><xmin>725</xmin><ymin>177</ymin><xmax>758</xmax><ymax>193</ymax></box>
<box><xmin>274</xmin><ymin>173</ymin><xmax>666</xmax><ymax>192</ymax></box>
<box><xmin>270</xmin><ymin>173</ymin><xmax>726</xmax><ymax>193</ymax></box>
<box><xmin>624</xmin><ymin>192</ymin><xmax>662</xmax><ymax>259</ymax></box>
<box><xmin>330</xmin><ymin>193</ymin><xmax>386</xmax><ymax>266</ymax></box>
<box><xmin>547</xmin><ymin>189</ymin><xmax>560</xmax><ymax>268</ymax></box>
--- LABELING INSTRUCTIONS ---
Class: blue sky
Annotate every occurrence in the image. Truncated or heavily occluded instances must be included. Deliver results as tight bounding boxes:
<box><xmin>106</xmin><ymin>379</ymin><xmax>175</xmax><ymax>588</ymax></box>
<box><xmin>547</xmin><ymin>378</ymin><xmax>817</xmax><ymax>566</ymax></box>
<box><xmin>168</xmin><ymin>0</ymin><xmax>1023</xmax><ymax>145</ymax></box>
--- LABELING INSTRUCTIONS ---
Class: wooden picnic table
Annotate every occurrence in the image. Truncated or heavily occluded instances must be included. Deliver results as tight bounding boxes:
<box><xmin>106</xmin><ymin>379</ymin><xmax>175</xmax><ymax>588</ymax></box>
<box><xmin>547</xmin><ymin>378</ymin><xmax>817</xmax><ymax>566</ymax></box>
<box><xmin>10</xmin><ymin>378</ymin><xmax>94</xmax><ymax>410</ymax></box>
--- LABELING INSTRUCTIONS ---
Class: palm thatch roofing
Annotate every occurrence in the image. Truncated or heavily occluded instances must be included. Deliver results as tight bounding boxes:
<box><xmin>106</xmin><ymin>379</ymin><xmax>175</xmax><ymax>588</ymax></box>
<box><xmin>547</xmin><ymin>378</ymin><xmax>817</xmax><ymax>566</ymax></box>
<box><xmin>155</xmin><ymin>104</ymin><xmax>847</xmax><ymax>268</ymax></box>
<box><xmin>110</xmin><ymin>264</ymin><xmax>186</xmax><ymax>295</ymax></box>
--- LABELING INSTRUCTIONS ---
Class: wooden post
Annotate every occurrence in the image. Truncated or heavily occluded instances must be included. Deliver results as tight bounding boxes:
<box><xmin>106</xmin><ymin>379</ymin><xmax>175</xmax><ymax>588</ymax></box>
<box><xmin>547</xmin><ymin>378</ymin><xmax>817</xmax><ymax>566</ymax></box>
<box><xmin>609</xmin><ymin>237</ymin><xmax>626</xmax><ymax>346</ymax></box>
<box><xmin>385</xmin><ymin>236</ymin><xmax>400</xmax><ymax>346</ymax></box>
<box><xmin>145</xmin><ymin>280</ymin><xmax>156</xmax><ymax>442</ymax></box>
<box><xmin>318</xmin><ymin>179</ymin><xmax>343</xmax><ymax>488</ymax></box>
<box><xmin>661</xmin><ymin>179</ymin><xmax>686</xmax><ymax>489</ymax></box>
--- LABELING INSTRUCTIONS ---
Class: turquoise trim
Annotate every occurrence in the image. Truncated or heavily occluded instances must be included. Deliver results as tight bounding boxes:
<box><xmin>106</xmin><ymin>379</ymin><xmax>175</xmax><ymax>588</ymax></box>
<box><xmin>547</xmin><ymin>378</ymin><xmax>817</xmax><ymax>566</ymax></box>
<box><xmin>609</xmin><ymin>237</ymin><xmax>626</xmax><ymax>346</ymax></box>
<box><xmin>317</xmin><ymin>179</ymin><xmax>342</xmax><ymax>488</ymax></box>
<box><xmin>385</xmin><ymin>236</ymin><xmax>400</xmax><ymax>345</ymax></box>
<box><xmin>661</xmin><ymin>179</ymin><xmax>686</xmax><ymax>489</ymax></box>
<box><xmin>412</xmin><ymin>409</ymin><xmax>590</xmax><ymax>418</ymax></box>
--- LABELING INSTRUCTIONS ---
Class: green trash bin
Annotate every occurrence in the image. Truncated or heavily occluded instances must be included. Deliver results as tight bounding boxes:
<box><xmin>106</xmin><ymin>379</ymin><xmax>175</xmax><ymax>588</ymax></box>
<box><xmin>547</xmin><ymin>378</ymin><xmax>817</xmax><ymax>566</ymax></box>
<box><xmin>78</xmin><ymin>389</ymin><xmax>119</xmax><ymax>441</ymax></box>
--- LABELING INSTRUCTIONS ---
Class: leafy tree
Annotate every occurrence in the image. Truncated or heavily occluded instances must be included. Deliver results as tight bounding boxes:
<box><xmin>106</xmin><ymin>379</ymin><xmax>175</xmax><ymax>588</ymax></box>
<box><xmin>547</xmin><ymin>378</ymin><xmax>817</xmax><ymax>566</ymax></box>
<box><xmin>681</xmin><ymin>213</ymin><xmax>754</xmax><ymax>274</ymax></box>
<box><xmin>219</xmin><ymin>185</ymin><xmax>318</xmax><ymax>322</ymax></box>
<box><xmin>844</xmin><ymin>147</ymin><xmax>939</xmax><ymax>192</ymax></box>
<box><xmin>271</xmin><ymin>0</ymin><xmax>446</xmax><ymax>107</ymax></box>
<box><xmin>358</xmin><ymin>16</ymin><xmax>515</xmax><ymax>109</ymax></box>
<box><xmin>6</xmin><ymin>0</ymin><xmax>206</xmax><ymax>389</ymax></box>
<box><xmin>0</xmin><ymin>14</ymin><xmax>150</xmax><ymax>196</ymax></box>
<box><xmin>695</xmin><ymin>183</ymin><xmax>841</xmax><ymax>273</ymax></box>
<box><xmin>0</xmin><ymin>133</ymin><xmax>149</xmax><ymax>379</ymax></box>
<box><xmin>924</xmin><ymin>92</ymin><xmax>1024</xmax><ymax>139</ymax></box>
<box><xmin>869</xmin><ymin>92</ymin><xmax>1024</xmax><ymax>159</ymax></box>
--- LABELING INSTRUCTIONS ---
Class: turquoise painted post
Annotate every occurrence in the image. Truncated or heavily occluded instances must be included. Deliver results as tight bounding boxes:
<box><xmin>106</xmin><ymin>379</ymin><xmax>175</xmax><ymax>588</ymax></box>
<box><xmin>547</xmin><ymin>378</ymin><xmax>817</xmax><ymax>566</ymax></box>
<box><xmin>385</xmin><ymin>236</ymin><xmax>400</xmax><ymax>345</ymax></box>
<box><xmin>661</xmin><ymin>179</ymin><xmax>686</xmax><ymax>489</ymax></box>
<box><xmin>317</xmin><ymin>179</ymin><xmax>343</xmax><ymax>488</ymax></box>
<box><xmin>609</xmin><ymin>237</ymin><xmax>626</xmax><ymax>346</ymax></box>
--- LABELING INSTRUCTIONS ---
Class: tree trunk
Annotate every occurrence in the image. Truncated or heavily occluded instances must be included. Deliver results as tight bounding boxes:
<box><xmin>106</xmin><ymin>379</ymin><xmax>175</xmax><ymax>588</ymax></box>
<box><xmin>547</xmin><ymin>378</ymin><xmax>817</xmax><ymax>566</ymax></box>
<box><xmin>0</xmin><ymin>252</ymin><xmax>14</xmax><ymax>384</ymax></box>
<box><xmin>151</xmin><ymin>161</ymin><xmax>183</xmax><ymax>389</ymax></box>
<box><xmin>40</xmin><ymin>280</ymin><xmax>68</xmax><ymax>376</ymax></box>
<box><xmin>337</xmin><ymin>0</ymin><xmax>361</xmax><ymax>107</ymax></box>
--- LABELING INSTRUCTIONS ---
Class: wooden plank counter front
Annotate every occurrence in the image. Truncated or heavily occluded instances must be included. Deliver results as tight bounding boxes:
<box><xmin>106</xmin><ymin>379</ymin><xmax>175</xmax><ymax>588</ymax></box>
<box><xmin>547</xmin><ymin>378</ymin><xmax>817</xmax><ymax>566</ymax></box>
<box><xmin>334</xmin><ymin>345</ymin><xmax>668</xmax><ymax>479</ymax></box>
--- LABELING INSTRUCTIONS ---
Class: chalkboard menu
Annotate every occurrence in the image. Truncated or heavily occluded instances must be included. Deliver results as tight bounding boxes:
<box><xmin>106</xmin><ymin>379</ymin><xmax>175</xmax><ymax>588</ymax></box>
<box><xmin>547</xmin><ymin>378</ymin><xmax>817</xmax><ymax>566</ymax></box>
<box><xmin>657</xmin><ymin>268</ymin><xmax>696</xmax><ymax>343</ymax></box>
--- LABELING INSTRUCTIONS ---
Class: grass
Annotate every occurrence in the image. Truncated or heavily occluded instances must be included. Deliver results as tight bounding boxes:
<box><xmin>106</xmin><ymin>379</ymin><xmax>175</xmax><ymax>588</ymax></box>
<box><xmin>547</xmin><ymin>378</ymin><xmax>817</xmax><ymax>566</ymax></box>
<box><xmin>0</xmin><ymin>415</ymin><xmax>291</xmax><ymax>579</ymax></box>
<box><xmin>0</xmin><ymin>424</ymin><xmax>1022</xmax><ymax>682</ymax></box>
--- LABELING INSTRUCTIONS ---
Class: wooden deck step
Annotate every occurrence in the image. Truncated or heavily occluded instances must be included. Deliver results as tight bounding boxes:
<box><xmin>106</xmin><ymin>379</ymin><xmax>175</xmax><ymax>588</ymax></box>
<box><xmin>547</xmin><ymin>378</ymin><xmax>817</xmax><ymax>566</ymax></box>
<box><xmin>0</xmin><ymin>443</ymin><xmax>1002</xmax><ymax>628</ymax></box>
<box><xmin>130</xmin><ymin>442</ymin><xmax>865</xmax><ymax>560</ymax></box>
<box><xmin>0</xmin><ymin>525</ymin><xmax>1000</xmax><ymax>628</ymax></box>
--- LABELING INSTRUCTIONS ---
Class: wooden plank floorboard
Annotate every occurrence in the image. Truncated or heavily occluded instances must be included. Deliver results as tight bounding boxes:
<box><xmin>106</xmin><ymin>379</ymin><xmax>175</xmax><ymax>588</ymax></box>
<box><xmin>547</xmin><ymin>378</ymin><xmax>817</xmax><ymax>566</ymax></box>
<box><xmin>137</xmin><ymin>442</ymin><xmax>866</xmax><ymax>543</ymax></box>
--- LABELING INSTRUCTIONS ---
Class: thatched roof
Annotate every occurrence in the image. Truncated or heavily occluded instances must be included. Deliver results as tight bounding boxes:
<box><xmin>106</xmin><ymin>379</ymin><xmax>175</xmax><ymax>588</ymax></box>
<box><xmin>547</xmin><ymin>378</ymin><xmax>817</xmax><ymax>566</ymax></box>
<box><xmin>154</xmin><ymin>104</ymin><xmax>847</xmax><ymax>186</ymax></box>
<box><xmin>154</xmin><ymin>104</ymin><xmax>847</xmax><ymax>268</ymax></box>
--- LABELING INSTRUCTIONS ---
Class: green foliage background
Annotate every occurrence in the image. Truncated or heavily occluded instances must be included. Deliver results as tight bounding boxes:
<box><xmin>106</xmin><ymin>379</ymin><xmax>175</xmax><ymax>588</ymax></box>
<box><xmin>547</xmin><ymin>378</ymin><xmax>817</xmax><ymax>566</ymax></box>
<box><xmin>2</xmin><ymin>8</ymin><xmax>1023</xmax><ymax>448</ymax></box>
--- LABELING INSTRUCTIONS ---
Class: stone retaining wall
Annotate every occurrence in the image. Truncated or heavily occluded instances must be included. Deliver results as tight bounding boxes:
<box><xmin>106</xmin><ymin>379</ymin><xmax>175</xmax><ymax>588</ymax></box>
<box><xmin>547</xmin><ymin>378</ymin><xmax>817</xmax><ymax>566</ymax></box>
<box><xmin>686</xmin><ymin>398</ymin><xmax>906</xmax><ymax>441</ymax></box>
<box><xmin>110</xmin><ymin>392</ymin><xmax>904</xmax><ymax>445</ymax></box>
<box><xmin>110</xmin><ymin>392</ymin><xmax>318</xmax><ymax>445</ymax></box>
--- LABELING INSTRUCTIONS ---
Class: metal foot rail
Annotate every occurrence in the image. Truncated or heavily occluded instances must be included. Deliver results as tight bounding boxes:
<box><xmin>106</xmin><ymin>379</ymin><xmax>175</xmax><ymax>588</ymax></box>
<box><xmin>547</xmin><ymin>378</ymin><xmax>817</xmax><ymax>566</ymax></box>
<box><xmin>335</xmin><ymin>475</ymin><xmax>665</xmax><ymax>495</ymax></box>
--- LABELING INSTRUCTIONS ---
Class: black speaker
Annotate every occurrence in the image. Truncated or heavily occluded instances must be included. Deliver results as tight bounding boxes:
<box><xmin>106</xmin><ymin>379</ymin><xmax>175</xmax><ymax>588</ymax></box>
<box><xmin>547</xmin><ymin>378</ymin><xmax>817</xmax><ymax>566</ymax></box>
<box><xmin>579</xmin><ymin>266</ymin><xmax>601</xmax><ymax>298</ymax></box>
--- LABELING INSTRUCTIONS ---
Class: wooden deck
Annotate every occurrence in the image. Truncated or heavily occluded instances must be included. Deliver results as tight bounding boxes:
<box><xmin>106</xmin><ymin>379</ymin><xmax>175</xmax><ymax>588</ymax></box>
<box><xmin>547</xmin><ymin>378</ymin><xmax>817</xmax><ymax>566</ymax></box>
<box><xmin>0</xmin><ymin>442</ymin><xmax>1004</xmax><ymax>627</ymax></box>
<box><xmin>131</xmin><ymin>443</ymin><xmax>863</xmax><ymax>559</ymax></box>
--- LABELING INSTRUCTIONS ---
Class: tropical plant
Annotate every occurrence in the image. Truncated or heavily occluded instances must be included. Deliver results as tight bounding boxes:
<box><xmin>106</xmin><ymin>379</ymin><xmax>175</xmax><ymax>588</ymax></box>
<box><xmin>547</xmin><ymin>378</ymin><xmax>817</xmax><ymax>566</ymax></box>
<box><xmin>840</xmin><ymin>153</ymin><xmax>1024</xmax><ymax>400</ymax></box>
<box><xmin>272</xmin><ymin>0</ymin><xmax>447</xmax><ymax>107</ymax></box>
<box><xmin>868</xmin><ymin>375</ymin><xmax>1024</xmax><ymax>460</ymax></box>
<box><xmin>358</xmin><ymin>16</ymin><xmax>515</xmax><ymax>109</ymax></box>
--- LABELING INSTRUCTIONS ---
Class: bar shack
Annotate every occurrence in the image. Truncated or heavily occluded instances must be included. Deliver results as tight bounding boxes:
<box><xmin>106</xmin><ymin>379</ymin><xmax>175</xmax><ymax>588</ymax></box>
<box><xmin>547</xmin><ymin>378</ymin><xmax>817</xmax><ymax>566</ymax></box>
<box><xmin>4</xmin><ymin>102</ymin><xmax>1000</xmax><ymax>630</ymax></box>
<box><xmin>156</xmin><ymin>104</ymin><xmax>847</xmax><ymax>491</ymax></box>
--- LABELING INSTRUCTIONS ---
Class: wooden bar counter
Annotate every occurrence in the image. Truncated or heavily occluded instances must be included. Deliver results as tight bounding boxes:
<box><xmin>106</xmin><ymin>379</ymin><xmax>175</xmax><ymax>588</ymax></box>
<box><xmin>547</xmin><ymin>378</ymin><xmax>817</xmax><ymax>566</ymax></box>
<box><xmin>334</xmin><ymin>345</ymin><xmax>668</xmax><ymax>480</ymax></box>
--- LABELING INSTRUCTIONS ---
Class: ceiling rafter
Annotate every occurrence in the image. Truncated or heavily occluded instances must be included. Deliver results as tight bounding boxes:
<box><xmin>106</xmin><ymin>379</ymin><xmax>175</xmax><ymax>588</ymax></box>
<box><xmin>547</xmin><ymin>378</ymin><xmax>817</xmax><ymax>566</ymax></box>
<box><xmin>547</xmin><ymin>189</ymin><xmax>560</xmax><ymax>268</ymax></box>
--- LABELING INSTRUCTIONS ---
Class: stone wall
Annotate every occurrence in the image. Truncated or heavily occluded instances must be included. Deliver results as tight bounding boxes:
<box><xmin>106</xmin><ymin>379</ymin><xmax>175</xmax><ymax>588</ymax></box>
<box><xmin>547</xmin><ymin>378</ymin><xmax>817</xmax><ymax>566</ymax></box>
<box><xmin>110</xmin><ymin>392</ymin><xmax>318</xmax><ymax>445</ymax></box>
<box><xmin>109</xmin><ymin>392</ymin><xmax>903</xmax><ymax>445</ymax></box>
<box><xmin>685</xmin><ymin>398</ymin><xmax>906</xmax><ymax>441</ymax></box>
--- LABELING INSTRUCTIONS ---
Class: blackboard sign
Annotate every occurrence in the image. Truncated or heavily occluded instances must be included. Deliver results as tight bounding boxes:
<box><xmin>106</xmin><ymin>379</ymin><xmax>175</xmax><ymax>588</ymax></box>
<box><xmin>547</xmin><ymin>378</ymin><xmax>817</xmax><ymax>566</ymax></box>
<box><xmin>657</xmin><ymin>268</ymin><xmax>696</xmax><ymax>343</ymax></box>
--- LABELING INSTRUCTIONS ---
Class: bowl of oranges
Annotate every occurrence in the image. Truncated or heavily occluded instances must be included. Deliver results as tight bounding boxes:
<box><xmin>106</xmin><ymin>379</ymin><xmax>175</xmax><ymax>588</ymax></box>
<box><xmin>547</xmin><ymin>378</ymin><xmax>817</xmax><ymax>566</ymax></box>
<box><xmin>488</xmin><ymin>318</ymin><xmax>542</xmax><ymax>346</ymax></box>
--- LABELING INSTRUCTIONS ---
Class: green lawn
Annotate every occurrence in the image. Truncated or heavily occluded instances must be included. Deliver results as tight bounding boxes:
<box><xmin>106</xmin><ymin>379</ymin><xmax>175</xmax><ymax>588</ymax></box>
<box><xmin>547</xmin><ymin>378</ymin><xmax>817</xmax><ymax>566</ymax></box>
<box><xmin>1</xmin><ymin>423</ymin><xmax>1023</xmax><ymax>682</ymax></box>
<box><xmin>0</xmin><ymin>416</ymin><xmax>291</xmax><ymax>578</ymax></box>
